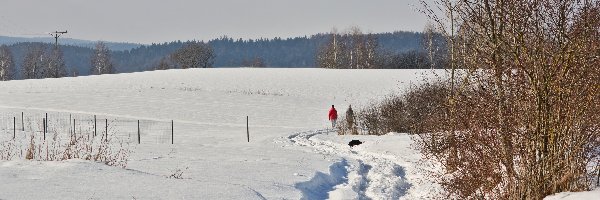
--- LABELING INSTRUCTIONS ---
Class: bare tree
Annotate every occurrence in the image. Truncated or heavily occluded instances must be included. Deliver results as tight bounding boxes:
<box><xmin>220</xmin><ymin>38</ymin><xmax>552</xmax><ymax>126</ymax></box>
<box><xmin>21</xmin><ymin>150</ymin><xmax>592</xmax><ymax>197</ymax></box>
<box><xmin>241</xmin><ymin>56</ymin><xmax>266</xmax><ymax>68</ymax></box>
<box><xmin>422</xmin><ymin>21</ymin><xmax>448</xmax><ymax>69</ymax></box>
<box><xmin>22</xmin><ymin>44</ymin><xmax>46</xmax><ymax>79</ymax></box>
<box><xmin>317</xmin><ymin>27</ymin><xmax>379</xmax><ymax>69</ymax></box>
<box><xmin>316</xmin><ymin>30</ymin><xmax>342</xmax><ymax>68</ymax></box>
<box><xmin>0</xmin><ymin>45</ymin><xmax>15</xmax><ymax>81</ymax></box>
<box><xmin>154</xmin><ymin>57</ymin><xmax>173</xmax><ymax>70</ymax></box>
<box><xmin>90</xmin><ymin>42</ymin><xmax>115</xmax><ymax>75</ymax></box>
<box><xmin>170</xmin><ymin>41</ymin><xmax>215</xmax><ymax>69</ymax></box>
<box><xmin>44</xmin><ymin>47</ymin><xmax>68</xmax><ymax>78</ymax></box>
<box><xmin>363</xmin><ymin>33</ymin><xmax>378</xmax><ymax>69</ymax></box>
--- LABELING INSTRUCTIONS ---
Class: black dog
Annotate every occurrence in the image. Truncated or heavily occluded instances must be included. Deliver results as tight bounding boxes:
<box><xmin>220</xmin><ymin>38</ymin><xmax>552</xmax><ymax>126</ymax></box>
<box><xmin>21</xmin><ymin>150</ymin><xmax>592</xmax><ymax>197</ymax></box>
<box><xmin>348</xmin><ymin>140</ymin><xmax>363</xmax><ymax>147</ymax></box>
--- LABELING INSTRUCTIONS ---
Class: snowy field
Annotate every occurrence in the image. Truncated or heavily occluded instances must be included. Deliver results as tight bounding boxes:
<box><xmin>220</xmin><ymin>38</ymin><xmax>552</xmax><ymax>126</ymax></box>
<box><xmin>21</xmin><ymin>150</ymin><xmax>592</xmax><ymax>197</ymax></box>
<box><xmin>0</xmin><ymin>68</ymin><xmax>596</xmax><ymax>199</ymax></box>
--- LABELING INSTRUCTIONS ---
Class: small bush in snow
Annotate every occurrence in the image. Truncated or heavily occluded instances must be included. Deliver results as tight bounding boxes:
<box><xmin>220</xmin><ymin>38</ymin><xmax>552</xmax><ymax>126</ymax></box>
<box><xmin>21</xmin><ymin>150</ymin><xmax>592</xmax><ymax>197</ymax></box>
<box><xmin>167</xmin><ymin>167</ymin><xmax>189</xmax><ymax>179</ymax></box>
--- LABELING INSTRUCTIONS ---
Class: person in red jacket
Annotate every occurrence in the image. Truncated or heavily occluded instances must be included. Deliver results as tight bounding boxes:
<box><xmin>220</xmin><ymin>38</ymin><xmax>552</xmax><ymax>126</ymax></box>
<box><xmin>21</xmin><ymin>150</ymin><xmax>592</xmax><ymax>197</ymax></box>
<box><xmin>328</xmin><ymin>105</ymin><xmax>338</xmax><ymax>128</ymax></box>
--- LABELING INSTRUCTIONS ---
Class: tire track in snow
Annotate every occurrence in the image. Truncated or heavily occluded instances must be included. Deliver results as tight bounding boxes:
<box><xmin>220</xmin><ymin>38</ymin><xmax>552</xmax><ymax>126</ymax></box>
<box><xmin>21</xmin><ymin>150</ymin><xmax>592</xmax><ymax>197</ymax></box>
<box><xmin>280</xmin><ymin>129</ymin><xmax>411</xmax><ymax>199</ymax></box>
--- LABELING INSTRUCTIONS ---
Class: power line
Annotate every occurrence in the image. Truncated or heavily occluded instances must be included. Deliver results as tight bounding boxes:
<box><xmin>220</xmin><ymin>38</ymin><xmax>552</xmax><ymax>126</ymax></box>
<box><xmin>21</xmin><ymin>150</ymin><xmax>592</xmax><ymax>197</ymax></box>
<box><xmin>49</xmin><ymin>30</ymin><xmax>67</xmax><ymax>48</ymax></box>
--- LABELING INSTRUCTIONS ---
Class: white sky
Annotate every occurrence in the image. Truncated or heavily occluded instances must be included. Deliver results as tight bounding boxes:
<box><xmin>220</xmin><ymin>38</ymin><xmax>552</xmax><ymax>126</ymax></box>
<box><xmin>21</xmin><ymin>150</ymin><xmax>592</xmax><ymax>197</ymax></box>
<box><xmin>0</xmin><ymin>0</ymin><xmax>429</xmax><ymax>44</ymax></box>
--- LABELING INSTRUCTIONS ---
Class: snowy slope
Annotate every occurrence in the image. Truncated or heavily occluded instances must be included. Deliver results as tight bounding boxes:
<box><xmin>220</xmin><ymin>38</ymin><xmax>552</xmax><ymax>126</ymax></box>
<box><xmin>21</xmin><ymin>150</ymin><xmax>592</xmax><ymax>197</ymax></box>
<box><xmin>0</xmin><ymin>68</ymin><xmax>438</xmax><ymax>199</ymax></box>
<box><xmin>544</xmin><ymin>189</ymin><xmax>600</xmax><ymax>200</ymax></box>
<box><xmin>1</xmin><ymin>68</ymin><xmax>596</xmax><ymax>199</ymax></box>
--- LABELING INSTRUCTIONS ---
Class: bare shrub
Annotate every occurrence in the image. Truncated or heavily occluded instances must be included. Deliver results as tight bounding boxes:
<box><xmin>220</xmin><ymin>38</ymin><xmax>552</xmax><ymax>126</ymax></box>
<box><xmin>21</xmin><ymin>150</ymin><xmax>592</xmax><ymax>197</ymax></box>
<box><xmin>336</xmin><ymin>116</ymin><xmax>351</xmax><ymax>135</ymax></box>
<box><xmin>417</xmin><ymin>0</ymin><xmax>600</xmax><ymax>199</ymax></box>
<box><xmin>358</xmin><ymin>105</ymin><xmax>384</xmax><ymax>135</ymax></box>
<box><xmin>0</xmin><ymin>139</ymin><xmax>16</xmax><ymax>160</ymax></box>
<box><xmin>338</xmin><ymin>81</ymin><xmax>449</xmax><ymax>136</ymax></box>
<box><xmin>25</xmin><ymin>135</ymin><xmax>34</xmax><ymax>160</ymax></box>
<box><xmin>59</xmin><ymin>128</ymin><xmax>131</xmax><ymax>168</ymax></box>
<box><xmin>378</xmin><ymin>97</ymin><xmax>409</xmax><ymax>134</ymax></box>
<box><xmin>167</xmin><ymin>167</ymin><xmax>189</xmax><ymax>179</ymax></box>
<box><xmin>403</xmin><ymin>80</ymin><xmax>450</xmax><ymax>135</ymax></box>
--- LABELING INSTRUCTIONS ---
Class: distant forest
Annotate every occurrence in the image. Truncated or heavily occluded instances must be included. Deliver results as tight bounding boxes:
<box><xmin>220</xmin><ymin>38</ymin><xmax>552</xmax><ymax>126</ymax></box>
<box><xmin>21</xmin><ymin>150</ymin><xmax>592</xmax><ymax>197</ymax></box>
<box><xmin>0</xmin><ymin>36</ymin><xmax>140</xmax><ymax>51</ymax></box>
<box><xmin>4</xmin><ymin>31</ymin><xmax>426</xmax><ymax>78</ymax></box>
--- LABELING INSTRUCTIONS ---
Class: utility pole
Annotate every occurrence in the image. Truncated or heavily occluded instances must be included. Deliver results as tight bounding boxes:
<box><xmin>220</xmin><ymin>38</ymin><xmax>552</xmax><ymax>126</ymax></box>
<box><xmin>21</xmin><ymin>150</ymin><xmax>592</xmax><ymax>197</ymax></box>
<box><xmin>49</xmin><ymin>30</ymin><xmax>67</xmax><ymax>49</ymax></box>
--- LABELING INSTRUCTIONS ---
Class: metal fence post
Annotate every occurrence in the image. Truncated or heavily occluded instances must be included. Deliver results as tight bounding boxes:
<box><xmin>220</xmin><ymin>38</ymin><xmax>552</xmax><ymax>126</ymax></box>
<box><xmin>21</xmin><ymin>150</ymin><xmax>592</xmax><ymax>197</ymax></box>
<box><xmin>105</xmin><ymin>119</ymin><xmax>108</xmax><ymax>142</ymax></box>
<box><xmin>247</xmin><ymin>116</ymin><xmax>250</xmax><ymax>142</ymax></box>
<box><xmin>137</xmin><ymin>120</ymin><xmax>140</xmax><ymax>144</ymax></box>
<box><xmin>43</xmin><ymin>118</ymin><xmax>46</xmax><ymax>140</ymax></box>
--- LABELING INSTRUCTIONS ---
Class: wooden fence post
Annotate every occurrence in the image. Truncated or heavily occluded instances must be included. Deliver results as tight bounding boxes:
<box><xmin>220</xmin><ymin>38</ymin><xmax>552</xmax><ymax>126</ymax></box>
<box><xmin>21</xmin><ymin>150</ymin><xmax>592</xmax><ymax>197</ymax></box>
<box><xmin>73</xmin><ymin>118</ymin><xmax>76</xmax><ymax>137</ymax></box>
<box><xmin>94</xmin><ymin>115</ymin><xmax>97</xmax><ymax>136</ymax></box>
<box><xmin>13</xmin><ymin>117</ymin><xmax>16</xmax><ymax>139</ymax></box>
<box><xmin>137</xmin><ymin>120</ymin><xmax>140</xmax><ymax>144</ymax></box>
<box><xmin>247</xmin><ymin>116</ymin><xmax>249</xmax><ymax>142</ymax></box>
<box><xmin>45</xmin><ymin>113</ymin><xmax>48</xmax><ymax>132</ymax></box>
<box><xmin>21</xmin><ymin>112</ymin><xmax>24</xmax><ymax>131</ymax></box>
<box><xmin>171</xmin><ymin>120</ymin><xmax>174</xmax><ymax>144</ymax></box>
<box><xmin>596</xmin><ymin>166</ymin><xmax>599</xmax><ymax>187</ymax></box>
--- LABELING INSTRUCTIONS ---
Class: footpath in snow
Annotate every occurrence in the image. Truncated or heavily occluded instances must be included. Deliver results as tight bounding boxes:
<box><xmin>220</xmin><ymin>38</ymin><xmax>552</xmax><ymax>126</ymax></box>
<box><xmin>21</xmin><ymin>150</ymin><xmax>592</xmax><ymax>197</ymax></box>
<box><xmin>278</xmin><ymin>129</ymin><xmax>438</xmax><ymax>199</ymax></box>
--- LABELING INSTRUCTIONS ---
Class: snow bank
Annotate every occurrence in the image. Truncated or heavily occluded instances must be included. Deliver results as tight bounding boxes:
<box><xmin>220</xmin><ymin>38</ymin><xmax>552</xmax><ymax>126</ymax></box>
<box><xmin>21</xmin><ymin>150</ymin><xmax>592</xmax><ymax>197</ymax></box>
<box><xmin>295</xmin><ymin>159</ymin><xmax>350</xmax><ymax>200</ymax></box>
<box><xmin>0</xmin><ymin>159</ymin><xmax>261</xmax><ymax>199</ymax></box>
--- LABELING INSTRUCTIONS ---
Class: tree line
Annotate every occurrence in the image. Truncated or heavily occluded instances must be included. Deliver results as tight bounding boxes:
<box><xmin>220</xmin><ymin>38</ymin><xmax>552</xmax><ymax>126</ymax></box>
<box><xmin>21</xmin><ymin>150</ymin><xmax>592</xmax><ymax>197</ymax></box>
<box><xmin>0</xmin><ymin>30</ymin><xmax>433</xmax><ymax>80</ymax></box>
<box><xmin>119</xmin><ymin>31</ymin><xmax>427</xmax><ymax>70</ymax></box>
<box><xmin>0</xmin><ymin>42</ymin><xmax>117</xmax><ymax>80</ymax></box>
<box><xmin>316</xmin><ymin>26</ymin><xmax>447</xmax><ymax>69</ymax></box>
<box><xmin>0</xmin><ymin>40</ymin><xmax>216</xmax><ymax>80</ymax></box>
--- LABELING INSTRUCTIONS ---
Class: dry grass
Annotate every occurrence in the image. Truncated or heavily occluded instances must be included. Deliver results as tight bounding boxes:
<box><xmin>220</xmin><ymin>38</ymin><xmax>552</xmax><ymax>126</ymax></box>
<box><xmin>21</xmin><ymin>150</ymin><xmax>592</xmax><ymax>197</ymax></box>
<box><xmin>1</xmin><ymin>119</ymin><xmax>131</xmax><ymax>168</ymax></box>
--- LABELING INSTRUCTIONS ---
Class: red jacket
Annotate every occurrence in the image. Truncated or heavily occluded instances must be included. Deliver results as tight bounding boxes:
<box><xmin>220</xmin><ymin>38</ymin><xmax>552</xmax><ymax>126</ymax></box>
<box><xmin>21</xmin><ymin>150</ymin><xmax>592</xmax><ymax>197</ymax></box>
<box><xmin>328</xmin><ymin>107</ymin><xmax>338</xmax><ymax>120</ymax></box>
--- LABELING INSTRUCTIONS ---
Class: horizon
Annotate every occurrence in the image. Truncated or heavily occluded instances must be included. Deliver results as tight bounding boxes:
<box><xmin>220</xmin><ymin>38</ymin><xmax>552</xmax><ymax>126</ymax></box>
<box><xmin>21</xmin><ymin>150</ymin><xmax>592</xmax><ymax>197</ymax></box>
<box><xmin>0</xmin><ymin>0</ymin><xmax>429</xmax><ymax>44</ymax></box>
<box><xmin>0</xmin><ymin>29</ymin><xmax>425</xmax><ymax>45</ymax></box>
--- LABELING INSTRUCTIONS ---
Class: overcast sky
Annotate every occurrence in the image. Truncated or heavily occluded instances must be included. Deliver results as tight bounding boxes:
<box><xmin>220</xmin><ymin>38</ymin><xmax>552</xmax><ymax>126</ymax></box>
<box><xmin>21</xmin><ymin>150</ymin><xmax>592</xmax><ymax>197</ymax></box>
<box><xmin>0</xmin><ymin>0</ymin><xmax>429</xmax><ymax>44</ymax></box>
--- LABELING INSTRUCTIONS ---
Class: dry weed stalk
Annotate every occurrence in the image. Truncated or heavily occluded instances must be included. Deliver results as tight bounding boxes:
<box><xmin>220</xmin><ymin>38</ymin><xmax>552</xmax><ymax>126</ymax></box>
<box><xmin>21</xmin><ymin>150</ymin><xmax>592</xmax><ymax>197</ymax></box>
<box><xmin>0</xmin><ymin>119</ymin><xmax>131</xmax><ymax>168</ymax></box>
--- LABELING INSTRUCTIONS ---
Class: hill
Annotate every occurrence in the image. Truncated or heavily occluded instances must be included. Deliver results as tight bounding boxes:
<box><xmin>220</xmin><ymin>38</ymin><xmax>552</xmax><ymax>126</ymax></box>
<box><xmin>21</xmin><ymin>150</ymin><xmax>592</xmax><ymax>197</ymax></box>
<box><xmin>0</xmin><ymin>68</ymin><xmax>438</xmax><ymax>199</ymax></box>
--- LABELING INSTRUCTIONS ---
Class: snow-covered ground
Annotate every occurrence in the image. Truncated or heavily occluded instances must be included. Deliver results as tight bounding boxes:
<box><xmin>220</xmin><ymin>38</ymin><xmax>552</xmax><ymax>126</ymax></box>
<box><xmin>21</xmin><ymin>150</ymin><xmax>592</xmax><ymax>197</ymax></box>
<box><xmin>545</xmin><ymin>189</ymin><xmax>600</xmax><ymax>200</ymax></box>
<box><xmin>0</xmin><ymin>68</ymin><xmax>596</xmax><ymax>199</ymax></box>
<box><xmin>0</xmin><ymin>68</ymin><xmax>438</xmax><ymax>199</ymax></box>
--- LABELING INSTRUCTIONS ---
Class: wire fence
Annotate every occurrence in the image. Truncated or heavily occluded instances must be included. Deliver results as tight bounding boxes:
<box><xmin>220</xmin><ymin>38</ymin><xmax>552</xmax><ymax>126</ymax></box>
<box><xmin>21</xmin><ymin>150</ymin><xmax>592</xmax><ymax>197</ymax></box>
<box><xmin>0</xmin><ymin>110</ymin><xmax>174</xmax><ymax>145</ymax></box>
